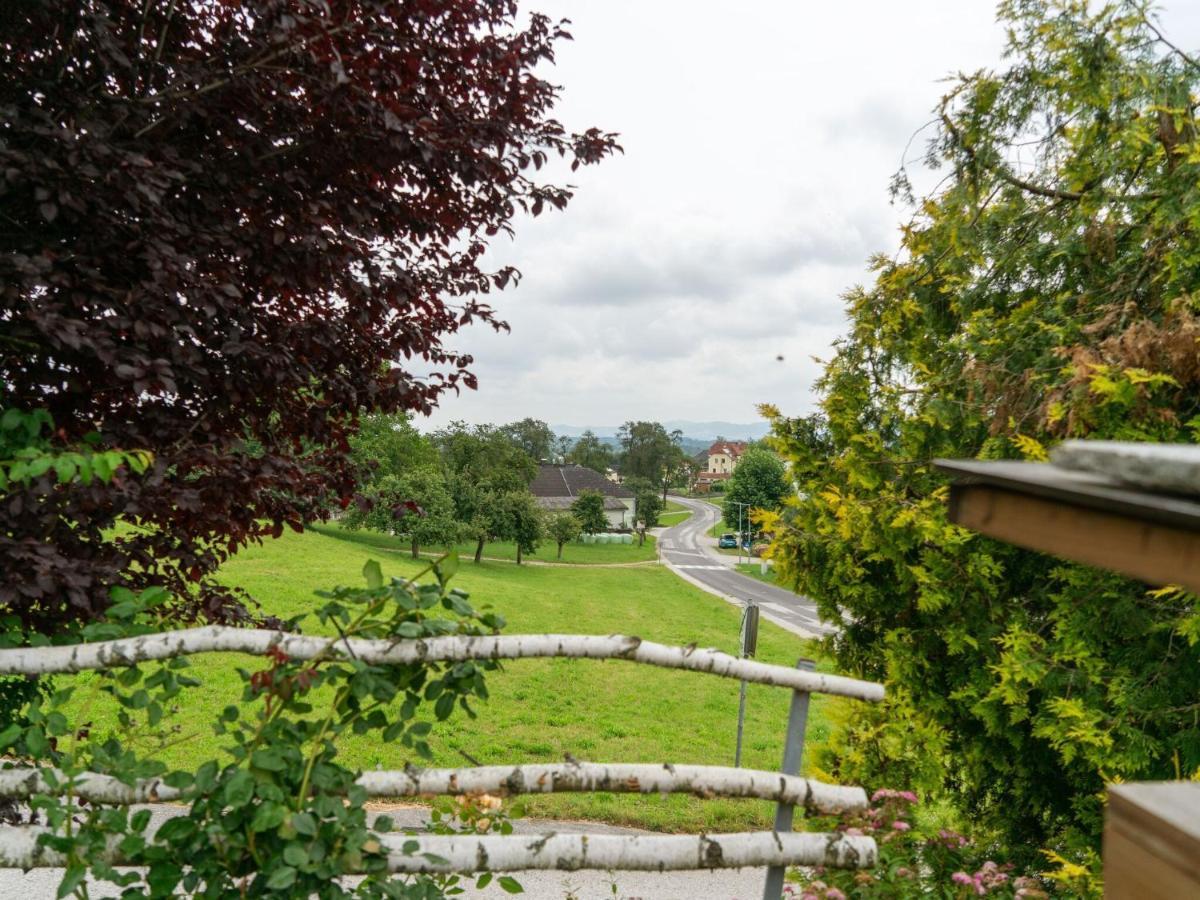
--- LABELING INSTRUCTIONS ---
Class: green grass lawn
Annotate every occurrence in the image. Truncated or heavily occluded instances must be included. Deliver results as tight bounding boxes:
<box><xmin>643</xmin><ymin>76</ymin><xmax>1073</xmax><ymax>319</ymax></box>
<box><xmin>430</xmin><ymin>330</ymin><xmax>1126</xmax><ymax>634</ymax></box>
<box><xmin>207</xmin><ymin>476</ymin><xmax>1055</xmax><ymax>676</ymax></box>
<box><xmin>64</xmin><ymin>525</ymin><xmax>851</xmax><ymax>832</ymax></box>
<box><xmin>735</xmin><ymin>562</ymin><xmax>779</xmax><ymax>586</ymax></box>
<box><xmin>657</xmin><ymin>500</ymin><xmax>692</xmax><ymax>528</ymax></box>
<box><xmin>440</xmin><ymin>532</ymin><xmax>657</xmax><ymax>565</ymax></box>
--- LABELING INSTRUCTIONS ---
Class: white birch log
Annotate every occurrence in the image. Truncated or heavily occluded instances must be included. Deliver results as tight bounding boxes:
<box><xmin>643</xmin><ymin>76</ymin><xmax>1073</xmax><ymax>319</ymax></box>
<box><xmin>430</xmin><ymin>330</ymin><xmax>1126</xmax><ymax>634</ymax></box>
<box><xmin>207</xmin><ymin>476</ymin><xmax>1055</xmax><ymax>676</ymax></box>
<box><xmin>0</xmin><ymin>628</ymin><xmax>883</xmax><ymax>701</ymax></box>
<box><xmin>0</xmin><ymin>763</ymin><xmax>867</xmax><ymax>814</ymax></box>
<box><xmin>0</xmin><ymin>825</ymin><xmax>877</xmax><ymax>872</ymax></box>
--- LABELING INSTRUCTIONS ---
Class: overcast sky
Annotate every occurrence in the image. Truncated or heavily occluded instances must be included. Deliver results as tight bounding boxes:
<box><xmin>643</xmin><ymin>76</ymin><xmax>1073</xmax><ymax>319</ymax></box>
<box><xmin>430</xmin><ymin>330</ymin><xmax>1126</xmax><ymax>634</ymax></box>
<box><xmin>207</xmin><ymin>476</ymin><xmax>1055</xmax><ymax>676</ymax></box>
<box><xmin>422</xmin><ymin>1</ymin><xmax>1200</xmax><ymax>431</ymax></box>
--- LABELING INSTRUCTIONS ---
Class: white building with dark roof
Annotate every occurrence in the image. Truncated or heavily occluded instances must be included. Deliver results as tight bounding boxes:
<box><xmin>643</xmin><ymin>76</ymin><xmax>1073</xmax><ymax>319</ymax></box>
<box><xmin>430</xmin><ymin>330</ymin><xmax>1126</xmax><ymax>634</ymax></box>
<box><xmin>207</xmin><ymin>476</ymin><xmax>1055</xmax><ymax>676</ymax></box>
<box><xmin>529</xmin><ymin>464</ymin><xmax>636</xmax><ymax>528</ymax></box>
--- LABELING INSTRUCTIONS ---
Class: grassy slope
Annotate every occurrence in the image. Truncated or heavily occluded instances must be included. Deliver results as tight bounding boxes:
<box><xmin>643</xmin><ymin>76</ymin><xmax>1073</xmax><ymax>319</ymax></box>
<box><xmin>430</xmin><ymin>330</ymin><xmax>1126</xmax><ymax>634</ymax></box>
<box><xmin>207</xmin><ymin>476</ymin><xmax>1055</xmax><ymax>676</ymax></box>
<box><xmin>66</xmin><ymin>525</ymin><xmax>846</xmax><ymax>832</ymax></box>
<box><xmin>444</xmin><ymin>534</ymin><xmax>657</xmax><ymax>565</ymax></box>
<box><xmin>656</xmin><ymin>500</ymin><xmax>691</xmax><ymax>527</ymax></box>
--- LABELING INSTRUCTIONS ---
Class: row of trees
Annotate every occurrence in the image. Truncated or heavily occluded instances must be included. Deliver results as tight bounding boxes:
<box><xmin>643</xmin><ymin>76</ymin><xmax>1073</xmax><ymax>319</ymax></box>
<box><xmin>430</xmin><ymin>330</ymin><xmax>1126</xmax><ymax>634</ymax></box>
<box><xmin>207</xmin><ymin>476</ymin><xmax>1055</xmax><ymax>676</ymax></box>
<box><xmin>489</xmin><ymin>418</ymin><xmax>698</xmax><ymax>500</ymax></box>
<box><xmin>342</xmin><ymin>417</ymin><xmax>664</xmax><ymax>562</ymax></box>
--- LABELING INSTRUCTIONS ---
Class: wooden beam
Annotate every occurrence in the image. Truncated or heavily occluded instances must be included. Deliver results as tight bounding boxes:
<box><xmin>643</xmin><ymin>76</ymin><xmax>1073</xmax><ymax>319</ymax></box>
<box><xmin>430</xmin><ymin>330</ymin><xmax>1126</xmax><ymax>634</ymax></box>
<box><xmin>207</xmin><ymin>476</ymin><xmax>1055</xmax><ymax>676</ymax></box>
<box><xmin>1104</xmin><ymin>782</ymin><xmax>1200</xmax><ymax>899</ymax></box>
<box><xmin>947</xmin><ymin>484</ymin><xmax>1200</xmax><ymax>594</ymax></box>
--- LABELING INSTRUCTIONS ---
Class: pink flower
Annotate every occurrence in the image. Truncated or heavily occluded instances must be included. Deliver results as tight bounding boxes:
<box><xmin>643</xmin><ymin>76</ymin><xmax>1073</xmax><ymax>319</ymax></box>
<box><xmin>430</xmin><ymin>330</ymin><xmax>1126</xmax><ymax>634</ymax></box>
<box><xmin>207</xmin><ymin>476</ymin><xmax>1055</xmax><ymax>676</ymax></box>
<box><xmin>891</xmin><ymin>820</ymin><xmax>911</xmax><ymax>832</ymax></box>
<box><xmin>825</xmin><ymin>890</ymin><xmax>847</xmax><ymax>900</ymax></box>
<box><xmin>843</xmin><ymin>827</ymin><xmax>865</xmax><ymax>836</ymax></box>
<box><xmin>952</xmin><ymin>872</ymin><xmax>974</xmax><ymax>886</ymax></box>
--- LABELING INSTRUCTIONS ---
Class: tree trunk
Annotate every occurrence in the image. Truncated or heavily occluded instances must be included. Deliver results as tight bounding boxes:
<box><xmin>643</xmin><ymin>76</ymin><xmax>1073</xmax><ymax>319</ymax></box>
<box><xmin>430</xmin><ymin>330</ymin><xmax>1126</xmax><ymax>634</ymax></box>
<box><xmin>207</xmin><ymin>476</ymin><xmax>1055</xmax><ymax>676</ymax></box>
<box><xmin>557</xmin><ymin>541</ymin><xmax>564</xmax><ymax>560</ymax></box>
<box><xmin>516</xmin><ymin>544</ymin><xmax>522</xmax><ymax>565</ymax></box>
<box><xmin>474</xmin><ymin>538</ymin><xmax>484</xmax><ymax>563</ymax></box>
<box><xmin>411</xmin><ymin>538</ymin><xmax>420</xmax><ymax>559</ymax></box>
<box><xmin>638</xmin><ymin>529</ymin><xmax>645</xmax><ymax>546</ymax></box>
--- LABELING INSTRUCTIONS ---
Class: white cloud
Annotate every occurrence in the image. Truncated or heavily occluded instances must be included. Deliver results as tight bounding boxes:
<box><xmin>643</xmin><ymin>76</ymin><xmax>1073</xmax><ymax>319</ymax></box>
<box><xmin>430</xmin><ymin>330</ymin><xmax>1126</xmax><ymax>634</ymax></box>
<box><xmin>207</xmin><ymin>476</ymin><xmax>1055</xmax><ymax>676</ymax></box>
<box><xmin>422</xmin><ymin>0</ymin><xmax>1200</xmax><ymax>429</ymax></box>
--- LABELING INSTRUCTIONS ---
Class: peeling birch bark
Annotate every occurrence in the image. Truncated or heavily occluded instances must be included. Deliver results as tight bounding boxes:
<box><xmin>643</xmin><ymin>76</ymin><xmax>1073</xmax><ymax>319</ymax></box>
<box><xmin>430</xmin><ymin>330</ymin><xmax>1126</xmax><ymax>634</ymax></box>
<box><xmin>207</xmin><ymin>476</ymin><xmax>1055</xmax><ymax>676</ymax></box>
<box><xmin>0</xmin><ymin>763</ymin><xmax>867</xmax><ymax>814</ymax></box>
<box><xmin>0</xmin><ymin>628</ymin><xmax>883</xmax><ymax>700</ymax></box>
<box><xmin>0</xmin><ymin>825</ymin><xmax>877</xmax><ymax>872</ymax></box>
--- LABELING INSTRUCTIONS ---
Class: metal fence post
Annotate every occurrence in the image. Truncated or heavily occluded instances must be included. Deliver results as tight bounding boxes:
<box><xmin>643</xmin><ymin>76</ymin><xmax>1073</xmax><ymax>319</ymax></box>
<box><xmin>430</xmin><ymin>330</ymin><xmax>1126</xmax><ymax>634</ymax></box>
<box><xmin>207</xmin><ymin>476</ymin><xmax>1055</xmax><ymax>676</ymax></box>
<box><xmin>735</xmin><ymin>602</ymin><xmax>760</xmax><ymax>767</ymax></box>
<box><xmin>762</xmin><ymin>657</ymin><xmax>816</xmax><ymax>900</ymax></box>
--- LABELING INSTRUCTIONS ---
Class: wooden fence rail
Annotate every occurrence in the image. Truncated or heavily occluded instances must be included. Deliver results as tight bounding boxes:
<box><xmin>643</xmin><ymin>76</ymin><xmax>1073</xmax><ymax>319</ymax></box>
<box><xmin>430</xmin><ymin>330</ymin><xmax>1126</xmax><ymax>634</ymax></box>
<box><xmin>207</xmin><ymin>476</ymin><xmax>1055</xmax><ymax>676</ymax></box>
<box><xmin>0</xmin><ymin>630</ymin><xmax>885</xmax><ymax>896</ymax></box>
<box><xmin>0</xmin><ymin>627</ymin><xmax>884</xmax><ymax>701</ymax></box>
<box><xmin>0</xmin><ymin>762</ymin><xmax>867</xmax><ymax>814</ymax></box>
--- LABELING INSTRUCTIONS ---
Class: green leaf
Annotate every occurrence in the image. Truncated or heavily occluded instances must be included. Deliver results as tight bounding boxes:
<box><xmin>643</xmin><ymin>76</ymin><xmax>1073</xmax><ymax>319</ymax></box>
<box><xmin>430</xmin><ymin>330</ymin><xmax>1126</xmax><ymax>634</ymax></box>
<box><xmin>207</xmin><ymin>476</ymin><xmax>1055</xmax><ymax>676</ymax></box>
<box><xmin>363</xmin><ymin>559</ymin><xmax>383</xmax><ymax>589</ymax></box>
<box><xmin>436</xmin><ymin>550</ymin><xmax>460</xmax><ymax>585</ymax></box>
<box><xmin>265</xmin><ymin>866</ymin><xmax>297</xmax><ymax>890</ymax></box>
<box><xmin>291</xmin><ymin>812</ymin><xmax>318</xmax><ymax>836</ymax></box>
<box><xmin>283</xmin><ymin>843</ymin><xmax>309</xmax><ymax>867</ymax></box>
<box><xmin>251</xmin><ymin>802</ymin><xmax>286</xmax><ymax>832</ymax></box>
<box><xmin>0</xmin><ymin>723</ymin><xmax>22</xmax><ymax>748</ymax></box>
<box><xmin>475</xmin><ymin>873</ymin><xmax>493</xmax><ymax>889</ymax></box>
<box><xmin>251</xmin><ymin>748</ymin><xmax>286</xmax><ymax>772</ymax></box>
<box><xmin>56</xmin><ymin>864</ymin><xmax>86</xmax><ymax>898</ymax></box>
<box><xmin>223</xmin><ymin>770</ymin><xmax>255</xmax><ymax>806</ymax></box>
<box><xmin>499</xmin><ymin>875</ymin><xmax>524</xmax><ymax>894</ymax></box>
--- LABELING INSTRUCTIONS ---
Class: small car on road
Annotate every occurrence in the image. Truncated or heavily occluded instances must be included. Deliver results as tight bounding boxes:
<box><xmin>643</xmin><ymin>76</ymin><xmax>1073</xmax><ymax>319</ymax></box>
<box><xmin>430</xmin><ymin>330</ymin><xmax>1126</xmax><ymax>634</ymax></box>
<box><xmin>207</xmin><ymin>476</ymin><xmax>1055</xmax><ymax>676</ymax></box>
<box><xmin>718</xmin><ymin>533</ymin><xmax>738</xmax><ymax>549</ymax></box>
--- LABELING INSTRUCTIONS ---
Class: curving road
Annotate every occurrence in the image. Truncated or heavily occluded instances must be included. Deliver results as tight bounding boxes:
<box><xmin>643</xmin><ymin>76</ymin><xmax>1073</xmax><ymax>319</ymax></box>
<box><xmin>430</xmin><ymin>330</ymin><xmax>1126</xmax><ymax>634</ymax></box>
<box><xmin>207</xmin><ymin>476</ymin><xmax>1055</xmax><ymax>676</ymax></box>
<box><xmin>657</xmin><ymin>495</ymin><xmax>834</xmax><ymax>639</ymax></box>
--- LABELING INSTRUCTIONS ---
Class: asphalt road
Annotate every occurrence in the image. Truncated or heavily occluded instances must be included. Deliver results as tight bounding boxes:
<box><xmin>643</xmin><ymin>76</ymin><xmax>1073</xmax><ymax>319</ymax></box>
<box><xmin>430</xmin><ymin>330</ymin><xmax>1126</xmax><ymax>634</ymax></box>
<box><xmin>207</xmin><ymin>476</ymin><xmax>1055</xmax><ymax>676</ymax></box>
<box><xmin>658</xmin><ymin>495</ymin><xmax>834</xmax><ymax>639</ymax></box>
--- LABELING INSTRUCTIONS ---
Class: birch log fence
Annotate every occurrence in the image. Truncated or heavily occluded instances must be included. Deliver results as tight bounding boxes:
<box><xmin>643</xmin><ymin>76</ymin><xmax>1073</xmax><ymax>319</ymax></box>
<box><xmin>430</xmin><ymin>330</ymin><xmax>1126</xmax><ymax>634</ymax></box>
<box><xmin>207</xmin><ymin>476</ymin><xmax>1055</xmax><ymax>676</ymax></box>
<box><xmin>0</xmin><ymin>628</ymin><xmax>884</xmax><ymax>897</ymax></box>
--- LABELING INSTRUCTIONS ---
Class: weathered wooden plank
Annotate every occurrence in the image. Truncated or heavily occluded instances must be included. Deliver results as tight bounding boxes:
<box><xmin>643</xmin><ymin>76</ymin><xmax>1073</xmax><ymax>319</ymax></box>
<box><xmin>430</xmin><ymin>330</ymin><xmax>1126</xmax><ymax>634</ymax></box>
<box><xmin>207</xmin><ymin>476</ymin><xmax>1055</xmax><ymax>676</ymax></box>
<box><xmin>1104</xmin><ymin>782</ymin><xmax>1200</xmax><ymax>899</ymax></box>
<box><xmin>946</xmin><ymin>483</ymin><xmax>1200</xmax><ymax>594</ymax></box>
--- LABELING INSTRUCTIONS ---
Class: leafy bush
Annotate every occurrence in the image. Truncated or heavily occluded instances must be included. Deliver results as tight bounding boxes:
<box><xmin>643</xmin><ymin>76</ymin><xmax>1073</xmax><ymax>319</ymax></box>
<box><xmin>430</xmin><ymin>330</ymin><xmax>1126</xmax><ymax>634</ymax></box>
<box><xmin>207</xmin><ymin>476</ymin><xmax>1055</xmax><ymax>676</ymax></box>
<box><xmin>766</xmin><ymin>0</ymin><xmax>1200</xmax><ymax>861</ymax></box>
<box><xmin>9</xmin><ymin>558</ymin><xmax>509</xmax><ymax>898</ymax></box>
<box><xmin>790</xmin><ymin>789</ymin><xmax>1061</xmax><ymax>899</ymax></box>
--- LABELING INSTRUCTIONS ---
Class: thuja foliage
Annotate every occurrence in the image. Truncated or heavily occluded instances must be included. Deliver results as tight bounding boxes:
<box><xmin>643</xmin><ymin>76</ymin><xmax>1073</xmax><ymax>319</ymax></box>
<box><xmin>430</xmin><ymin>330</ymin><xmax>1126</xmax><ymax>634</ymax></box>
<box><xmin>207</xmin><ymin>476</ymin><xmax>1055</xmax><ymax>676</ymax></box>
<box><xmin>0</xmin><ymin>1</ymin><xmax>616</xmax><ymax>630</ymax></box>
<box><xmin>11</xmin><ymin>558</ymin><xmax>508</xmax><ymax>898</ymax></box>
<box><xmin>766</xmin><ymin>0</ymin><xmax>1200</xmax><ymax>859</ymax></box>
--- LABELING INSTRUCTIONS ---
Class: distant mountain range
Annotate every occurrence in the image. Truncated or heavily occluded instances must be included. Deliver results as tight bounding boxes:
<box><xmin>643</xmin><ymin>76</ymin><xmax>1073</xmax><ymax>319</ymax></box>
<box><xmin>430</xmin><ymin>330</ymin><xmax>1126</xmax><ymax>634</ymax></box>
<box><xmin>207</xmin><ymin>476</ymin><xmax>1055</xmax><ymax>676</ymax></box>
<box><xmin>551</xmin><ymin>421</ymin><xmax>771</xmax><ymax>457</ymax></box>
<box><xmin>552</xmin><ymin>420</ymin><xmax>771</xmax><ymax>442</ymax></box>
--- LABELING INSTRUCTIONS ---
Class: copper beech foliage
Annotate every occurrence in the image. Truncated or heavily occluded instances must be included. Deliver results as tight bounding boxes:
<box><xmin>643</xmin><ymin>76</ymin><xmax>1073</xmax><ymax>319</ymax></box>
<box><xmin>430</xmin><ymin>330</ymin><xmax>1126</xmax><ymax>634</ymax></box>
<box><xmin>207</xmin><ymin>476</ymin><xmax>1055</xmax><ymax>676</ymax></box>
<box><xmin>0</xmin><ymin>1</ymin><xmax>616</xmax><ymax>630</ymax></box>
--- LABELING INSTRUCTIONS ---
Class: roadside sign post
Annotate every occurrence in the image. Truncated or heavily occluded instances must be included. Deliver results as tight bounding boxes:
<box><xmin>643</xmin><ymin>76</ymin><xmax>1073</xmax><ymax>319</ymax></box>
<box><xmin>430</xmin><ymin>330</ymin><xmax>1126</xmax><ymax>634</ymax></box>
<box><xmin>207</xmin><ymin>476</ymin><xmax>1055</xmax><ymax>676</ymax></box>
<box><xmin>734</xmin><ymin>601</ymin><xmax>760</xmax><ymax>767</ymax></box>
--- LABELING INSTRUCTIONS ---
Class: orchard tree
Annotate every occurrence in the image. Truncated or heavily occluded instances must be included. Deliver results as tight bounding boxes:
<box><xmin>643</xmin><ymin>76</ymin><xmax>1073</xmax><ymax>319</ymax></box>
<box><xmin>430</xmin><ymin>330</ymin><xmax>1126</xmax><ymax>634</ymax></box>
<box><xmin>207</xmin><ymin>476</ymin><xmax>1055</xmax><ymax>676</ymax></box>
<box><xmin>721</xmin><ymin>448</ymin><xmax>789</xmax><ymax>531</ymax></box>
<box><xmin>545</xmin><ymin>512</ymin><xmax>582</xmax><ymax>560</ymax></box>
<box><xmin>566</xmin><ymin>430</ymin><xmax>614</xmax><ymax>474</ymax></box>
<box><xmin>766</xmin><ymin>0</ymin><xmax>1200</xmax><ymax>859</ymax></box>
<box><xmin>624</xmin><ymin>476</ymin><xmax>662</xmax><ymax>544</ymax></box>
<box><xmin>500</xmin><ymin>418</ymin><xmax>556</xmax><ymax>462</ymax></box>
<box><xmin>495</xmin><ymin>491</ymin><xmax>543</xmax><ymax>565</ymax></box>
<box><xmin>634</xmin><ymin>494</ymin><xmax>662</xmax><ymax>545</ymax></box>
<box><xmin>570</xmin><ymin>490</ymin><xmax>608</xmax><ymax>535</ymax></box>
<box><xmin>342</xmin><ymin>470</ymin><xmax>458</xmax><ymax>559</ymax></box>
<box><xmin>348</xmin><ymin>413</ymin><xmax>439</xmax><ymax>487</ymax></box>
<box><xmin>435</xmin><ymin>423</ymin><xmax>537</xmax><ymax>562</ymax></box>
<box><xmin>0</xmin><ymin>1</ymin><xmax>615</xmax><ymax>630</ymax></box>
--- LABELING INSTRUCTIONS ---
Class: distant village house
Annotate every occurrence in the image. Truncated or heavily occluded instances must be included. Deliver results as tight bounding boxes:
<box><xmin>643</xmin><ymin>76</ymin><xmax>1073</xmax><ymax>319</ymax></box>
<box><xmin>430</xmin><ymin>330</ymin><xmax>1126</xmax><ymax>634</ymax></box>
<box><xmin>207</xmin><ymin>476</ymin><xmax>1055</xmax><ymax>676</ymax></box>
<box><xmin>691</xmin><ymin>440</ymin><xmax>748</xmax><ymax>493</ymax></box>
<box><xmin>530</xmin><ymin>463</ymin><xmax>637</xmax><ymax>528</ymax></box>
